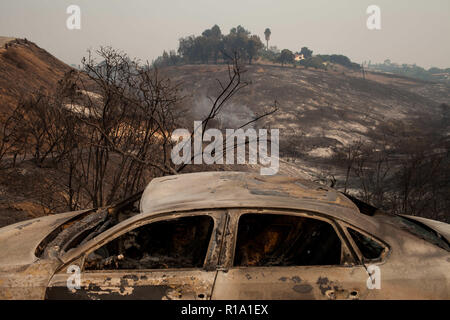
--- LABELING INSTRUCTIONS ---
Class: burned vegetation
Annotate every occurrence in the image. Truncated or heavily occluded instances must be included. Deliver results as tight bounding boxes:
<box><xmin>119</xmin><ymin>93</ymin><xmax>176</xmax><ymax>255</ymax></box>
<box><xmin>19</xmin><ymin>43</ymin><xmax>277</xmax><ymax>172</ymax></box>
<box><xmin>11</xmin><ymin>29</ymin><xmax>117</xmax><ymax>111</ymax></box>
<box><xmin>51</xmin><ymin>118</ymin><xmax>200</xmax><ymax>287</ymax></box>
<box><xmin>0</xmin><ymin>45</ymin><xmax>276</xmax><ymax>226</ymax></box>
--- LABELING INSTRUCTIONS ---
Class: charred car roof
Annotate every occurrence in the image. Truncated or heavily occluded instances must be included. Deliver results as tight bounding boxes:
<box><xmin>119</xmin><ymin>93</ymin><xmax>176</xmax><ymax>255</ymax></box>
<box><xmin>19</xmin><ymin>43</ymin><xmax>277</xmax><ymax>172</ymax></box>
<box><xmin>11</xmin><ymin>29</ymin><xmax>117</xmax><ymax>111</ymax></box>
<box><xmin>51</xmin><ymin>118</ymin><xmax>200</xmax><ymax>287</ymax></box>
<box><xmin>140</xmin><ymin>171</ymin><xmax>373</xmax><ymax>227</ymax></box>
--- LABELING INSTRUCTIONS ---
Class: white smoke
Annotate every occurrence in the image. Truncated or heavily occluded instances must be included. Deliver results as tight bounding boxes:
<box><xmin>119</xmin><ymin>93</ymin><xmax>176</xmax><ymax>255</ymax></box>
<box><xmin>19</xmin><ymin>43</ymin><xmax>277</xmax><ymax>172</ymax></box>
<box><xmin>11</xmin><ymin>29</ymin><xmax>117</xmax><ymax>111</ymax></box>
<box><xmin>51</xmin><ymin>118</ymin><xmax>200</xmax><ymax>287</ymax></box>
<box><xmin>192</xmin><ymin>96</ymin><xmax>256</xmax><ymax>129</ymax></box>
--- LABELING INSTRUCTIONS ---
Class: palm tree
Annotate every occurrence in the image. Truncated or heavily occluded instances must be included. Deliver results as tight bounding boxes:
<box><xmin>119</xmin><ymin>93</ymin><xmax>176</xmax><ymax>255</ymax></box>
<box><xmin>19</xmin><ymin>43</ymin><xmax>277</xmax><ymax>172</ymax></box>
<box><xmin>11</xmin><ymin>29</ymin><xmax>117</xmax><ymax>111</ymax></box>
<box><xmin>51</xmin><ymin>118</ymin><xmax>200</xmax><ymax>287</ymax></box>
<box><xmin>264</xmin><ymin>28</ymin><xmax>271</xmax><ymax>50</ymax></box>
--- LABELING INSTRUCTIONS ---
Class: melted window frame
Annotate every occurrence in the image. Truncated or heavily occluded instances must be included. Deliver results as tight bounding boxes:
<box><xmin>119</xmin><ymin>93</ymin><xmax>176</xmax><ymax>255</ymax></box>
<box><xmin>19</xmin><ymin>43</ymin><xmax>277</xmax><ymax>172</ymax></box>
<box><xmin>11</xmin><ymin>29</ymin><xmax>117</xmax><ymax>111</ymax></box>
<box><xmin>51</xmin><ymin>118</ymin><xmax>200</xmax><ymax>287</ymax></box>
<box><xmin>58</xmin><ymin>210</ymin><xmax>225</xmax><ymax>273</ymax></box>
<box><xmin>225</xmin><ymin>209</ymin><xmax>357</xmax><ymax>269</ymax></box>
<box><xmin>339</xmin><ymin>223</ymin><xmax>390</xmax><ymax>264</ymax></box>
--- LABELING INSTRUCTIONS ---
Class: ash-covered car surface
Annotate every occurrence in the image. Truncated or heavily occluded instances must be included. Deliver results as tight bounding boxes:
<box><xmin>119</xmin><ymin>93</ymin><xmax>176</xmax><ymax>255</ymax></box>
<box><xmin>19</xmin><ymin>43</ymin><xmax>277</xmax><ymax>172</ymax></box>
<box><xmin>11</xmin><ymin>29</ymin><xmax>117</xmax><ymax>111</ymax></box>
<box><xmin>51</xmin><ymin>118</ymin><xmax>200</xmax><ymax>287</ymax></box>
<box><xmin>0</xmin><ymin>172</ymin><xmax>449</xmax><ymax>299</ymax></box>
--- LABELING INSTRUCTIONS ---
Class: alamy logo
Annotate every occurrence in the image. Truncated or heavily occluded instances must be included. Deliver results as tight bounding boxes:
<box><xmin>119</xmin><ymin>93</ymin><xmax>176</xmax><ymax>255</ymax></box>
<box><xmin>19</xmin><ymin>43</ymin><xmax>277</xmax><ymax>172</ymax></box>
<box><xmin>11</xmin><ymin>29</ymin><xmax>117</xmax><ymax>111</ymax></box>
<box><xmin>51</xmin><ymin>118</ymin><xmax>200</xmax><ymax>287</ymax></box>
<box><xmin>366</xmin><ymin>5</ymin><xmax>381</xmax><ymax>30</ymax></box>
<box><xmin>171</xmin><ymin>121</ymin><xmax>279</xmax><ymax>175</ymax></box>
<box><xmin>366</xmin><ymin>265</ymin><xmax>381</xmax><ymax>289</ymax></box>
<box><xmin>66</xmin><ymin>265</ymin><xmax>81</xmax><ymax>291</ymax></box>
<box><xmin>66</xmin><ymin>5</ymin><xmax>81</xmax><ymax>30</ymax></box>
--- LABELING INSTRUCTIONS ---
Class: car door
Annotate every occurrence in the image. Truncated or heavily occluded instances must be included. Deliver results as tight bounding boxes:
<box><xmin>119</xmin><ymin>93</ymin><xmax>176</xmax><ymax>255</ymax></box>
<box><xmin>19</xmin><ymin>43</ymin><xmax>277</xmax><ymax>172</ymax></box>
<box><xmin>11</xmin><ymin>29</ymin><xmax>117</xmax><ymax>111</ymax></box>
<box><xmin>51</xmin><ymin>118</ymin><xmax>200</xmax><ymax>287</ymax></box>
<box><xmin>339</xmin><ymin>219</ymin><xmax>449</xmax><ymax>299</ymax></box>
<box><xmin>45</xmin><ymin>210</ymin><xmax>226</xmax><ymax>300</ymax></box>
<box><xmin>211</xmin><ymin>209</ymin><xmax>371</xmax><ymax>300</ymax></box>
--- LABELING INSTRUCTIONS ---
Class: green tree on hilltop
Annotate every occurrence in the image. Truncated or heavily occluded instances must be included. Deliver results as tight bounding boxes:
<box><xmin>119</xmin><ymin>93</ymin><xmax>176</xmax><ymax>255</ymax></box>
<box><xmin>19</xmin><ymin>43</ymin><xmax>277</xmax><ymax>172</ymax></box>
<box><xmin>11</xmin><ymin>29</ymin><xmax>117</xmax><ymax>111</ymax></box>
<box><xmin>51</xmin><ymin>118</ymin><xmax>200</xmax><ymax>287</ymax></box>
<box><xmin>299</xmin><ymin>47</ymin><xmax>313</xmax><ymax>59</ymax></box>
<box><xmin>279</xmin><ymin>49</ymin><xmax>294</xmax><ymax>66</ymax></box>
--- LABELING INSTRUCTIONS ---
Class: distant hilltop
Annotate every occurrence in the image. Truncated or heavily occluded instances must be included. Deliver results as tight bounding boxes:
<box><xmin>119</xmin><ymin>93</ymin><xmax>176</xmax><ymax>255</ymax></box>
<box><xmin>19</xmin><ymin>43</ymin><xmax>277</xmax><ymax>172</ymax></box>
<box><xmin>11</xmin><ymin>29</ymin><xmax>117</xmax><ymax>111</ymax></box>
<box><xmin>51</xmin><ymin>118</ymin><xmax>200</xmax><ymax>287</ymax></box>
<box><xmin>0</xmin><ymin>37</ymin><xmax>72</xmax><ymax>117</ymax></box>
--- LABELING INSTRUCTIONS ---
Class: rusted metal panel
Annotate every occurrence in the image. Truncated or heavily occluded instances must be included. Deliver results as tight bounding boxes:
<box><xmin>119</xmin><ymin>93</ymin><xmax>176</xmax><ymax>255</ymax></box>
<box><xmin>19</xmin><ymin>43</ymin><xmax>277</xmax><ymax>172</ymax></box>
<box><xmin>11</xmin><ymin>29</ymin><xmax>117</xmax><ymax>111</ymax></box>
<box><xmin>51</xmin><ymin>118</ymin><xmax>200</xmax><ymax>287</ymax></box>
<box><xmin>46</xmin><ymin>269</ymin><xmax>217</xmax><ymax>300</ymax></box>
<box><xmin>0</xmin><ymin>209</ymin><xmax>90</xmax><ymax>267</ymax></box>
<box><xmin>0</xmin><ymin>259</ymin><xmax>61</xmax><ymax>299</ymax></box>
<box><xmin>211</xmin><ymin>266</ymin><xmax>369</xmax><ymax>300</ymax></box>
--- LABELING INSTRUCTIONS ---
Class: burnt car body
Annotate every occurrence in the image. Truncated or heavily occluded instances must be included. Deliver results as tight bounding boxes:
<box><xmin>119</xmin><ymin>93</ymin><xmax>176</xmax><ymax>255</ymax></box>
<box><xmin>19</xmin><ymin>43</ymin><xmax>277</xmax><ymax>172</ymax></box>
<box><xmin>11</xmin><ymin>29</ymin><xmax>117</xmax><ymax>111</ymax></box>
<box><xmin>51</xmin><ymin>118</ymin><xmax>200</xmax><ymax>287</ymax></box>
<box><xmin>0</xmin><ymin>171</ymin><xmax>449</xmax><ymax>300</ymax></box>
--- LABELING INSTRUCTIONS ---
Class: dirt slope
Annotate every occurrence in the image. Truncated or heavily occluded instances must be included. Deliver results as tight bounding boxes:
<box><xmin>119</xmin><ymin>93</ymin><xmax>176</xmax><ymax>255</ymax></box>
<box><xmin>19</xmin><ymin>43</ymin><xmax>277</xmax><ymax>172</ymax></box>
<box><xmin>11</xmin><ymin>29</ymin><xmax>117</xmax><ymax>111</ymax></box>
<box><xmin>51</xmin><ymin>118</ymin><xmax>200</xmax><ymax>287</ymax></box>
<box><xmin>0</xmin><ymin>37</ymin><xmax>72</xmax><ymax>117</ymax></box>
<box><xmin>0</xmin><ymin>38</ymin><xmax>74</xmax><ymax>225</ymax></box>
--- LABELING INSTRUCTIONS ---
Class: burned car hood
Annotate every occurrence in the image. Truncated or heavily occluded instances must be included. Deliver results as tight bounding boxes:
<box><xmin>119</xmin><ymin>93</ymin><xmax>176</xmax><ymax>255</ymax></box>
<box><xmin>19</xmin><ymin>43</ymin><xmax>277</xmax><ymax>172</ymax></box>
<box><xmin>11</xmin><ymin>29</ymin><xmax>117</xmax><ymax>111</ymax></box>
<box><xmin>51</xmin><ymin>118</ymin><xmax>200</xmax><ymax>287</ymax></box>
<box><xmin>0</xmin><ymin>209</ymin><xmax>90</xmax><ymax>268</ymax></box>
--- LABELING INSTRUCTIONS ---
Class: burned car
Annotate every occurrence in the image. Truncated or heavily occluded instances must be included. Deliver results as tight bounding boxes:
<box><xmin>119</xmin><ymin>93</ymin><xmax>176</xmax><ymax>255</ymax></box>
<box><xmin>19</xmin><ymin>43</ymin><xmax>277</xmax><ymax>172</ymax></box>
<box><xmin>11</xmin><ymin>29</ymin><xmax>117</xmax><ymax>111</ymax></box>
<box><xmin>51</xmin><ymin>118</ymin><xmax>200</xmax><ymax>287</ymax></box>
<box><xmin>0</xmin><ymin>171</ymin><xmax>449</xmax><ymax>299</ymax></box>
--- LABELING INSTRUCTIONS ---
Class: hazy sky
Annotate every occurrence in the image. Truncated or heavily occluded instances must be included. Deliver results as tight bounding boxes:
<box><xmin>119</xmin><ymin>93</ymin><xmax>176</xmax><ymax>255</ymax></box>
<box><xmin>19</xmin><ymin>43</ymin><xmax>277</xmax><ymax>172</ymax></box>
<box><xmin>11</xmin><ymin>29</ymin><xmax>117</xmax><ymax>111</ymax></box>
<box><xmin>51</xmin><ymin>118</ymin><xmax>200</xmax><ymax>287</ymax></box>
<box><xmin>1</xmin><ymin>0</ymin><xmax>449</xmax><ymax>68</ymax></box>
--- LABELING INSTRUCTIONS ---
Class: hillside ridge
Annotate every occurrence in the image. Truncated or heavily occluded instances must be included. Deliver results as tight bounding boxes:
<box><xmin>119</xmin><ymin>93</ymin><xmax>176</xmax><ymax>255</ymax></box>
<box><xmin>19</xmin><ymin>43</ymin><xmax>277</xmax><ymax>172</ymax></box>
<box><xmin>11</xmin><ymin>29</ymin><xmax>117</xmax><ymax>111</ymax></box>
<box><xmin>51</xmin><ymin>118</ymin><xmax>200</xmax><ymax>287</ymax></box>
<box><xmin>0</xmin><ymin>37</ymin><xmax>72</xmax><ymax>117</ymax></box>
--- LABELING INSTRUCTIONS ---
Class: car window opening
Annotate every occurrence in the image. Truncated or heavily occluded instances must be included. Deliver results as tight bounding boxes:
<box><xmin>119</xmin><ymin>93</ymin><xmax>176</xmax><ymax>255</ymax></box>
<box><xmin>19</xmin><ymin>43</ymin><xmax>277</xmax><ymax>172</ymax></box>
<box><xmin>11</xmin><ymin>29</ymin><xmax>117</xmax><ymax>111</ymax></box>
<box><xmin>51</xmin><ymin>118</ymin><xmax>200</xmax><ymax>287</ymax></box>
<box><xmin>347</xmin><ymin>228</ymin><xmax>385</xmax><ymax>261</ymax></box>
<box><xmin>84</xmin><ymin>215</ymin><xmax>214</xmax><ymax>270</ymax></box>
<box><xmin>234</xmin><ymin>214</ymin><xmax>342</xmax><ymax>267</ymax></box>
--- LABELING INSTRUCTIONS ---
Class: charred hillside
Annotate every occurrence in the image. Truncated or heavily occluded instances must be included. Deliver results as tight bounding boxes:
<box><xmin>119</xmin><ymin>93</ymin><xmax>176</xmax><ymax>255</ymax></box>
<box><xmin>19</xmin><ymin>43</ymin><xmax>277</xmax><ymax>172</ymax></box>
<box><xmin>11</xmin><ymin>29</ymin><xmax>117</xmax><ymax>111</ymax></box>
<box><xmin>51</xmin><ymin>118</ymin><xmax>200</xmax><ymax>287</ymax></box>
<box><xmin>160</xmin><ymin>63</ymin><xmax>450</xmax><ymax>221</ymax></box>
<box><xmin>0</xmin><ymin>41</ymin><xmax>448</xmax><ymax>226</ymax></box>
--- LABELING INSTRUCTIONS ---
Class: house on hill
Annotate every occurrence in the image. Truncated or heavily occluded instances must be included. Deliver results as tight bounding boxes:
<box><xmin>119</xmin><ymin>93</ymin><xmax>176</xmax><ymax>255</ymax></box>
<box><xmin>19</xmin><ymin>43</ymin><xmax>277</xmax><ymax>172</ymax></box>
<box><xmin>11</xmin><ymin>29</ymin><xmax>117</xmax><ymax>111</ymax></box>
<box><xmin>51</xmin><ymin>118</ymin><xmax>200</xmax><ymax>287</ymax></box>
<box><xmin>294</xmin><ymin>53</ymin><xmax>305</xmax><ymax>62</ymax></box>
